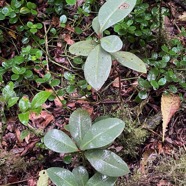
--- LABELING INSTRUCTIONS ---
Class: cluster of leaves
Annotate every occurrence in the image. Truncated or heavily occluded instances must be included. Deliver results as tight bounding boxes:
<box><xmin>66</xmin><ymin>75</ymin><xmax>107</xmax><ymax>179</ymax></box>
<box><xmin>113</xmin><ymin>0</ymin><xmax>169</xmax><ymax>47</ymax></box>
<box><xmin>0</xmin><ymin>0</ymin><xmax>37</xmax><ymax>23</ymax></box>
<box><xmin>43</xmin><ymin>109</ymin><xmax>129</xmax><ymax>185</ymax></box>
<box><xmin>69</xmin><ymin>0</ymin><xmax>147</xmax><ymax>90</ymax></box>
<box><xmin>0</xmin><ymin>82</ymin><xmax>51</xmax><ymax>126</ymax></box>
<box><xmin>137</xmin><ymin>38</ymin><xmax>186</xmax><ymax>100</ymax></box>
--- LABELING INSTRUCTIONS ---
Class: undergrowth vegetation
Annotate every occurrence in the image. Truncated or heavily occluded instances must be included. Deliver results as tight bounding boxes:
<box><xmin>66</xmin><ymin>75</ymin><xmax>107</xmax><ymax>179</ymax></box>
<box><xmin>0</xmin><ymin>0</ymin><xmax>186</xmax><ymax>185</ymax></box>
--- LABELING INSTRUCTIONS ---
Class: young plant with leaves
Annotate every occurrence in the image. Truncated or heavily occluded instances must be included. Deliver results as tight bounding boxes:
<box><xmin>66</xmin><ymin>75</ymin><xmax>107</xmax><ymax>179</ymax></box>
<box><xmin>69</xmin><ymin>0</ymin><xmax>147</xmax><ymax>91</ymax></box>
<box><xmin>43</xmin><ymin>109</ymin><xmax>129</xmax><ymax>185</ymax></box>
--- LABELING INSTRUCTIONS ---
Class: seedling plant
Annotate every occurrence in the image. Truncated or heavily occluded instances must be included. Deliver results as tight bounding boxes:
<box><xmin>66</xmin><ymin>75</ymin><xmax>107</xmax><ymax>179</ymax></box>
<box><xmin>43</xmin><ymin>109</ymin><xmax>129</xmax><ymax>185</ymax></box>
<box><xmin>69</xmin><ymin>0</ymin><xmax>147</xmax><ymax>91</ymax></box>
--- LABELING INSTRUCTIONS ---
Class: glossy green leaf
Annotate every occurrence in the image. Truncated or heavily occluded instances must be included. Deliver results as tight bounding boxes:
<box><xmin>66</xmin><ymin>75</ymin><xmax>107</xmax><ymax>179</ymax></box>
<box><xmin>20</xmin><ymin>7</ymin><xmax>30</xmax><ymax>14</ymax></box>
<box><xmin>37</xmin><ymin>170</ymin><xmax>48</xmax><ymax>186</ymax></box>
<box><xmin>100</xmin><ymin>35</ymin><xmax>123</xmax><ymax>53</ymax></box>
<box><xmin>19</xmin><ymin>96</ymin><xmax>31</xmax><ymax>112</ymax></box>
<box><xmin>85</xmin><ymin>150</ymin><xmax>129</xmax><ymax>177</ymax></box>
<box><xmin>85</xmin><ymin>173</ymin><xmax>117</xmax><ymax>186</ymax></box>
<box><xmin>80</xmin><ymin>118</ymin><xmax>125</xmax><ymax>150</ymax></box>
<box><xmin>44</xmin><ymin>129</ymin><xmax>78</xmax><ymax>153</ymax></box>
<box><xmin>69</xmin><ymin>40</ymin><xmax>98</xmax><ymax>57</ymax></box>
<box><xmin>72</xmin><ymin>166</ymin><xmax>89</xmax><ymax>186</ymax></box>
<box><xmin>18</xmin><ymin>111</ymin><xmax>29</xmax><ymax>126</ymax></box>
<box><xmin>69</xmin><ymin>109</ymin><xmax>92</xmax><ymax>146</ymax></box>
<box><xmin>31</xmin><ymin>91</ymin><xmax>52</xmax><ymax>109</ymax></box>
<box><xmin>112</xmin><ymin>51</ymin><xmax>147</xmax><ymax>73</ymax></box>
<box><xmin>98</xmin><ymin>0</ymin><xmax>137</xmax><ymax>32</ymax></box>
<box><xmin>8</xmin><ymin>97</ymin><xmax>19</xmax><ymax>108</ymax></box>
<box><xmin>92</xmin><ymin>16</ymin><xmax>100</xmax><ymax>35</ymax></box>
<box><xmin>47</xmin><ymin>167</ymin><xmax>78</xmax><ymax>186</ymax></box>
<box><xmin>2</xmin><ymin>82</ymin><xmax>16</xmax><ymax>101</ymax></box>
<box><xmin>84</xmin><ymin>45</ymin><xmax>112</xmax><ymax>91</ymax></box>
<box><xmin>66</xmin><ymin>0</ymin><xmax>76</xmax><ymax>5</ymax></box>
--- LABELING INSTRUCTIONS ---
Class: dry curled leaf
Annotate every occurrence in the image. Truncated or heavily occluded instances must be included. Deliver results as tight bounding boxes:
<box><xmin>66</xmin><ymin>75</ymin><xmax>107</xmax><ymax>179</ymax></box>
<box><xmin>161</xmin><ymin>94</ymin><xmax>180</xmax><ymax>141</ymax></box>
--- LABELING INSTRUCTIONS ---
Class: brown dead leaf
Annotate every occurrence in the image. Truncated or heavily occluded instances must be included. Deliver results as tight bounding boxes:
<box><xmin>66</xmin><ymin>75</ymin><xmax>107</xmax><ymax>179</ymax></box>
<box><xmin>54</xmin><ymin>96</ymin><xmax>64</xmax><ymax>108</ymax></box>
<box><xmin>161</xmin><ymin>94</ymin><xmax>180</xmax><ymax>142</ymax></box>
<box><xmin>112</xmin><ymin>77</ymin><xmax>120</xmax><ymax>88</ymax></box>
<box><xmin>63</xmin><ymin>34</ymin><xmax>75</xmax><ymax>45</ymax></box>
<box><xmin>29</xmin><ymin>111</ymin><xmax>54</xmax><ymax>129</ymax></box>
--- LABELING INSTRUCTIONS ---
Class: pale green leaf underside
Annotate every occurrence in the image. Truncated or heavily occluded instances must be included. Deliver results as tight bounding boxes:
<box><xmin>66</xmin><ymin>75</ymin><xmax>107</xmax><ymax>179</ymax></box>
<box><xmin>92</xmin><ymin>16</ymin><xmax>100</xmax><ymax>35</ymax></box>
<box><xmin>80</xmin><ymin>118</ymin><xmax>125</xmax><ymax>150</ymax></box>
<box><xmin>85</xmin><ymin>173</ymin><xmax>117</xmax><ymax>186</ymax></box>
<box><xmin>85</xmin><ymin>150</ymin><xmax>130</xmax><ymax>177</ymax></box>
<box><xmin>72</xmin><ymin>166</ymin><xmax>89</xmax><ymax>186</ymax></box>
<box><xmin>44</xmin><ymin>129</ymin><xmax>78</xmax><ymax>153</ymax></box>
<box><xmin>69</xmin><ymin>108</ymin><xmax>92</xmax><ymax>147</ymax></box>
<box><xmin>112</xmin><ymin>51</ymin><xmax>147</xmax><ymax>73</ymax></box>
<box><xmin>100</xmin><ymin>35</ymin><xmax>123</xmax><ymax>53</ymax></box>
<box><xmin>69</xmin><ymin>40</ymin><xmax>98</xmax><ymax>57</ymax></box>
<box><xmin>84</xmin><ymin>45</ymin><xmax>112</xmax><ymax>91</ymax></box>
<box><xmin>98</xmin><ymin>0</ymin><xmax>137</xmax><ymax>32</ymax></box>
<box><xmin>47</xmin><ymin>167</ymin><xmax>78</xmax><ymax>186</ymax></box>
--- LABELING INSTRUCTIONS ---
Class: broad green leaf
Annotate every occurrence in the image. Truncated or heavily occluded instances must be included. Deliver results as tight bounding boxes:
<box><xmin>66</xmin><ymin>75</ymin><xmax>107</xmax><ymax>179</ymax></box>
<box><xmin>112</xmin><ymin>51</ymin><xmax>147</xmax><ymax>73</ymax></box>
<box><xmin>92</xmin><ymin>17</ymin><xmax>100</xmax><ymax>35</ymax></box>
<box><xmin>44</xmin><ymin>129</ymin><xmax>78</xmax><ymax>153</ymax></box>
<box><xmin>66</xmin><ymin>0</ymin><xmax>76</xmax><ymax>5</ymax></box>
<box><xmin>85</xmin><ymin>150</ymin><xmax>129</xmax><ymax>177</ymax></box>
<box><xmin>31</xmin><ymin>91</ymin><xmax>52</xmax><ymax>109</ymax></box>
<box><xmin>37</xmin><ymin>170</ymin><xmax>48</xmax><ymax>186</ymax></box>
<box><xmin>2</xmin><ymin>82</ymin><xmax>16</xmax><ymax>101</ymax></box>
<box><xmin>84</xmin><ymin>45</ymin><xmax>112</xmax><ymax>91</ymax></box>
<box><xmin>72</xmin><ymin>166</ymin><xmax>89</xmax><ymax>186</ymax></box>
<box><xmin>18</xmin><ymin>111</ymin><xmax>29</xmax><ymax>126</ymax></box>
<box><xmin>69</xmin><ymin>109</ymin><xmax>92</xmax><ymax>146</ymax></box>
<box><xmin>98</xmin><ymin>0</ymin><xmax>137</xmax><ymax>32</ymax></box>
<box><xmin>19</xmin><ymin>96</ymin><xmax>31</xmax><ymax>112</ymax></box>
<box><xmin>8</xmin><ymin>97</ymin><xmax>19</xmax><ymax>108</ymax></box>
<box><xmin>69</xmin><ymin>40</ymin><xmax>98</xmax><ymax>57</ymax></box>
<box><xmin>85</xmin><ymin>173</ymin><xmax>117</xmax><ymax>186</ymax></box>
<box><xmin>47</xmin><ymin>167</ymin><xmax>78</xmax><ymax>186</ymax></box>
<box><xmin>100</xmin><ymin>35</ymin><xmax>123</xmax><ymax>53</ymax></box>
<box><xmin>20</xmin><ymin>7</ymin><xmax>30</xmax><ymax>14</ymax></box>
<box><xmin>80</xmin><ymin>118</ymin><xmax>125</xmax><ymax>150</ymax></box>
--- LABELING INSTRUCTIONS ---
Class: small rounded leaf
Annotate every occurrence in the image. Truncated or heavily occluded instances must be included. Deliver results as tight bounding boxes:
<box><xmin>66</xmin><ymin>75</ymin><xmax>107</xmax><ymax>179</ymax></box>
<box><xmin>85</xmin><ymin>150</ymin><xmax>129</xmax><ymax>177</ymax></box>
<box><xmin>100</xmin><ymin>35</ymin><xmax>123</xmax><ymax>53</ymax></box>
<box><xmin>44</xmin><ymin>129</ymin><xmax>78</xmax><ymax>153</ymax></box>
<box><xmin>47</xmin><ymin>167</ymin><xmax>78</xmax><ymax>186</ymax></box>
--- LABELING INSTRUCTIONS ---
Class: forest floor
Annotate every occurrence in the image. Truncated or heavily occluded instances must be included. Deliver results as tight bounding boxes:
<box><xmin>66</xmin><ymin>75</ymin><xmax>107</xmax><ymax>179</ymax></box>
<box><xmin>0</xmin><ymin>0</ymin><xmax>186</xmax><ymax>185</ymax></box>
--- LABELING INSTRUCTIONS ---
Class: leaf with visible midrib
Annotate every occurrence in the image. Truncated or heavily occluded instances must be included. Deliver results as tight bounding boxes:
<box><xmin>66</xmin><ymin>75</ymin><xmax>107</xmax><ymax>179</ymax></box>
<box><xmin>69</xmin><ymin>40</ymin><xmax>98</xmax><ymax>57</ymax></box>
<box><xmin>44</xmin><ymin>129</ymin><xmax>78</xmax><ymax>153</ymax></box>
<box><xmin>112</xmin><ymin>51</ymin><xmax>147</xmax><ymax>73</ymax></box>
<box><xmin>69</xmin><ymin>109</ymin><xmax>92</xmax><ymax>147</ymax></box>
<box><xmin>80</xmin><ymin>118</ymin><xmax>125</xmax><ymax>150</ymax></box>
<box><xmin>98</xmin><ymin>0</ymin><xmax>137</xmax><ymax>33</ymax></box>
<box><xmin>85</xmin><ymin>150</ymin><xmax>130</xmax><ymax>177</ymax></box>
<box><xmin>84</xmin><ymin>45</ymin><xmax>112</xmax><ymax>91</ymax></box>
<box><xmin>47</xmin><ymin>167</ymin><xmax>78</xmax><ymax>186</ymax></box>
<box><xmin>161</xmin><ymin>94</ymin><xmax>180</xmax><ymax>141</ymax></box>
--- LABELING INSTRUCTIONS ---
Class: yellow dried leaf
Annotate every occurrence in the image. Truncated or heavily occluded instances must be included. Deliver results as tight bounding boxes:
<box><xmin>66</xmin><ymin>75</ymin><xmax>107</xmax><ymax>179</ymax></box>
<box><xmin>179</xmin><ymin>12</ymin><xmax>186</xmax><ymax>21</ymax></box>
<box><xmin>37</xmin><ymin>170</ymin><xmax>48</xmax><ymax>186</ymax></box>
<box><xmin>161</xmin><ymin>94</ymin><xmax>180</xmax><ymax>141</ymax></box>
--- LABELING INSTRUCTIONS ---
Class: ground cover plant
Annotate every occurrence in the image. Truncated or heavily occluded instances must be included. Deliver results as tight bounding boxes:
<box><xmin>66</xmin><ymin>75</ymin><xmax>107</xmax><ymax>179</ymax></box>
<box><xmin>0</xmin><ymin>0</ymin><xmax>186</xmax><ymax>185</ymax></box>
